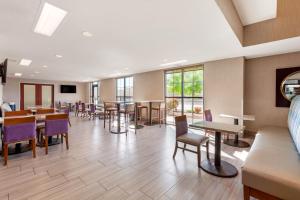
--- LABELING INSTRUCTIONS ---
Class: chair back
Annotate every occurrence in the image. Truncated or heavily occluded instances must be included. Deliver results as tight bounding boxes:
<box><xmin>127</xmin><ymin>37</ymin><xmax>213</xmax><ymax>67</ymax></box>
<box><xmin>75</xmin><ymin>102</ymin><xmax>79</xmax><ymax>111</ymax></box>
<box><xmin>81</xmin><ymin>103</ymin><xmax>86</xmax><ymax>112</ymax></box>
<box><xmin>5</xmin><ymin>110</ymin><xmax>31</xmax><ymax>117</ymax></box>
<box><xmin>204</xmin><ymin>109</ymin><xmax>212</xmax><ymax>122</ymax></box>
<box><xmin>45</xmin><ymin>113</ymin><xmax>68</xmax><ymax>136</ymax></box>
<box><xmin>37</xmin><ymin>108</ymin><xmax>55</xmax><ymax>114</ymax></box>
<box><xmin>175</xmin><ymin>115</ymin><xmax>188</xmax><ymax>137</ymax></box>
<box><xmin>125</xmin><ymin>103</ymin><xmax>135</xmax><ymax>113</ymax></box>
<box><xmin>152</xmin><ymin>102</ymin><xmax>161</xmax><ymax>109</ymax></box>
<box><xmin>3</xmin><ymin>116</ymin><xmax>36</xmax><ymax>143</ymax></box>
<box><xmin>90</xmin><ymin>104</ymin><xmax>95</xmax><ymax>113</ymax></box>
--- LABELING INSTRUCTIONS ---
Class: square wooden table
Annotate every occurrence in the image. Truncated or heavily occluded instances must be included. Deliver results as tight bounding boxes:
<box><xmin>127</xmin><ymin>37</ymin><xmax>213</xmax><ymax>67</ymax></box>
<box><xmin>190</xmin><ymin>121</ymin><xmax>244</xmax><ymax>178</ymax></box>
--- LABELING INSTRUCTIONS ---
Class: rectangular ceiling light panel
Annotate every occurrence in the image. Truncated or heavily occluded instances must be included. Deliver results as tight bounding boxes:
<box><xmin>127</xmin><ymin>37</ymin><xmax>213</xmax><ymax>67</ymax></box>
<box><xmin>34</xmin><ymin>2</ymin><xmax>67</xmax><ymax>36</ymax></box>
<box><xmin>19</xmin><ymin>59</ymin><xmax>32</xmax><ymax>66</ymax></box>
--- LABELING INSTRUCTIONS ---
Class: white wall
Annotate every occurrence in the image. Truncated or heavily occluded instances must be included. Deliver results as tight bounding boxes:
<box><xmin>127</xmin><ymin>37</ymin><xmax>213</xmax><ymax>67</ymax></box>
<box><xmin>3</xmin><ymin>77</ymin><xmax>88</xmax><ymax>109</ymax></box>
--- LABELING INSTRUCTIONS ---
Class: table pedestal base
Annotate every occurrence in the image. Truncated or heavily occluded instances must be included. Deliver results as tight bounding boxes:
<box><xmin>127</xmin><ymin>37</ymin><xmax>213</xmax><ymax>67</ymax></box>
<box><xmin>144</xmin><ymin>121</ymin><xmax>159</xmax><ymax>126</ymax></box>
<box><xmin>201</xmin><ymin>159</ymin><xmax>238</xmax><ymax>178</ymax></box>
<box><xmin>129</xmin><ymin>124</ymin><xmax>144</xmax><ymax>129</ymax></box>
<box><xmin>223</xmin><ymin>139</ymin><xmax>250</xmax><ymax>148</ymax></box>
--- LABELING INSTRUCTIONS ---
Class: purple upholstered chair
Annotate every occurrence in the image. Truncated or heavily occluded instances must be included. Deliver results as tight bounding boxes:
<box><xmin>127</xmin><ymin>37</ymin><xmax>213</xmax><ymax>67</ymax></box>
<box><xmin>204</xmin><ymin>109</ymin><xmax>212</xmax><ymax>122</ymax></box>
<box><xmin>81</xmin><ymin>103</ymin><xmax>86</xmax><ymax>117</ymax></box>
<box><xmin>87</xmin><ymin>104</ymin><xmax>95</xmax><ymax>119</ymax></box>
<box><xmin>44</xmin><ymin>113</ymin><xmax>69</xmax><ymax>154</ymax></box>
<box><xmin>62</xmin><ymin>108</ymin><xmax>71</xmax><ymax>126</ymax></box>
<box><xmin>3</xmin><ymin>116</ymin><xmax>36</xmax><ymax>165</ymax></box>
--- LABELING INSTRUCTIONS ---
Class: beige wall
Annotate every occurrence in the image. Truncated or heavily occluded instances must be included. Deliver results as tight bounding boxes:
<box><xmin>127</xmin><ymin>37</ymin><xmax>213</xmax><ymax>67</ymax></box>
<box><xmin>133</xmin><ymin>70</ymin><xmax>164</xmax><ymax>101</ymax></box>
<box><xmin>100</xmin><ymin>70</ymin><xmax>164</xmax><ymax>101</ymax></box>
<box><xmin>204</xmin><ymin>57</ymin><xmax>245</xmax><ymax>124</ymax></box>
<box><xmin>244</xmin><ymin>51</ymin><xmax>300</xmax><ymax>132</ymax></box>
<box><xmin>3</xmin><ymin>78</ymin><xmax>88</xmax><ymax>109</ymax></box>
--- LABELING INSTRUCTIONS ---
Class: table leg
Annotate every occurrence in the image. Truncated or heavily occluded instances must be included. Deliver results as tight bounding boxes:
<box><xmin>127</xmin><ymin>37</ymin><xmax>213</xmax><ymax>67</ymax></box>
<box><xmin>200</xmin><ymin>131</ymin><xmax>238</xmax><ymax>178</ymax></box>
<box><xmin>223</xmin><ymin>118</ymin><xmax>250</xmax><ymax>148</ymax></box>
<box><xmin>117</xmin><ymin>103</ymin><xmax>120</xmax><ymax>133</ymax></box>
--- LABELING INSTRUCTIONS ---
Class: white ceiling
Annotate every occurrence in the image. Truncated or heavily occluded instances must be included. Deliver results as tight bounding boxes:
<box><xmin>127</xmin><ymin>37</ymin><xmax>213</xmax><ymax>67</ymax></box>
<box><xmin>232</xmin><ymin>0</ymin><xmax>277</xmax><ymax>26</ymax></box>
<box><xmin>0</xmin><ymin>0</ymin><xmax>298</xmax><ymax>82</ymax></box>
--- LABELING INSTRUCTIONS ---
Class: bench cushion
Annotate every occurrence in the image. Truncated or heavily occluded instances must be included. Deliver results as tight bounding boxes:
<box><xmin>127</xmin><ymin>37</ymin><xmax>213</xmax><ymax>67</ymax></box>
<box><xmin>242</xmin><ymin>126</ymin><xmax>300</xmax><ymax>200</ymax></box>
<box><xmin>288</xmin><ymin>95</ymin><xmax>300</xmax><ymax>154</ymax></box>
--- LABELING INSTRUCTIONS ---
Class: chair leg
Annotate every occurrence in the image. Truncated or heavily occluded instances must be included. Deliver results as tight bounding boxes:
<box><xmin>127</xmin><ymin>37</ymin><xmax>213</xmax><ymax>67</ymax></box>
<box><xmin>243</xmin><ymin>186</ymin><xmax>250</xmax><ymax>200</ymax></box>
<box><xmin>45</xmin><ymin>136</ymin><xmax>48</xmax><ymax>155</ymax></box>
<box><xmin>206</xmin><ymin>141</ymin><xmax>210</xmax><ymax>160</ymax></box>
<box><xmin>32</xmin><ymin>139</ymin><xmax>36</xmax><ymax>158</ymax></box>
<box><xmin>173</xmin><ymin>141</ymin><xmax>178</xmax><ymax>158</ymax></box>
<box><xmin>197</xmin><ymin>145</ymin><xmax>201</xmax><ymax>168</ymax></box>
<box><xmin>65</xmin><ymin>133</ymin><xmax>69</xmax><ymax>150</ymax></box>
<box><xmin>104</xmin><ymin>111</ymin><xmax>106</xmax><ymax>128</ymax></box>
<box><xmin>183</xmin><ymin>144</ymin><xmax>186</xmax><ymax>152</ymax></box>
<box><xmin>68</xmin><ymin>118</ymin><xmax>71</xmax><ymax>126</ymax></box>
<box><xmin>3</xmin><ymin>144</ymin><xmax>8</xmax><ymax>166</ymax></box>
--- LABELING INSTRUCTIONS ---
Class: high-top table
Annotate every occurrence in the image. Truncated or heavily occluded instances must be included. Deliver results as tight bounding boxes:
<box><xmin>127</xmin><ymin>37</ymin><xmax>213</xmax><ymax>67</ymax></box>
<box><xmin>190</xmin><ymin>121</ymin><xmax>244</xmax><ymax>178</ymax></box>
<box><xmin>137</xmin><ymin>100</ymin><xmax>164</xmax><ymax>126</ymax></box>
<box><xmin>219</xmin><ymin>114</ymin><xmax>255</xmax><ymax>148</ymax></box>
<box><xmin>104</xmin><ymin>101</ymin><xmax>135</xmax><ymax>134</ymax></box>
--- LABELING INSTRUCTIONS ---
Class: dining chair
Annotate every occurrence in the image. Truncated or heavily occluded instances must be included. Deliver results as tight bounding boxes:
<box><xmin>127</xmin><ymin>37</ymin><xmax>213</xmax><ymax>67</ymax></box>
<box><xmin>36</xmin><ymin>108</ymin><xmax>55</xmax><ymax>115</ymax></box>
<box><xmin>150</xmin><ymin>102</ymin><xmax>165</xmax><ymax>127</ymax></box>
<box><xmin>62</xmin><ymin>108</ymin><xmax>71</xmax><ymax>126</ymax></box>
<box><xmin>137</xmin><ymin>103</ymin><xmax>148</xmax><ymax>122</ymax></box>
<box><xmin>173</xmin><ymin>115</ymin><xmax>209</xmax><ymax>168</ymax></box>
<box><xmin>103</xmin><ymin>102</ymin><xmax>117</xmax><ymax>130</ymax></box>
<box><xmin>81</xmin><ymin>103</ymin><xmax>86</xmax><ymax>118</ymax></box>
<box><xmin>204</xmin><ymin>109</ymin><xmax>214</xmax><ymax>137</ymax></box>
<box><xmin>3</xmin><ymin>116</ymin><xmax>36</xmax><ymax>165</ymax></box>
<box><xmin>43</xmin><ymin>113</ymin><xmax>69</xmax><ymax>154</ymax></box>
<box><xmin>4</xmin><ymin>110</ymin><xmax>31</xmax><ymax>117</ymax></box>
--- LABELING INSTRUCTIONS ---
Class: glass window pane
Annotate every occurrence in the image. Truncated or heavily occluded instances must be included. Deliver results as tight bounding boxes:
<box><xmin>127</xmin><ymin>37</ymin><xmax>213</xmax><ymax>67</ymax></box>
<box><xmin>41</xmin><ymin>85</ymin><xmax>52</xmax><ymax>107</ymax></box>
<box><xmin>24</xmin><ymin>85</ymin><xmax>36</xmax><ymax>109</ymax></box>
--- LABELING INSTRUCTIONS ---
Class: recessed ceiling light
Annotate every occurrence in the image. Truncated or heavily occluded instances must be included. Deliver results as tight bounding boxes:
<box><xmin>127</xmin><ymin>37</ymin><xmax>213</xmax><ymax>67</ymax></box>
<box><xmin>34</xmin><ymin>2</ymin><xmax>67</xmax><ymax>37</ymax></box>
<box><xmin>124</xmin><ymin>67</ymin><xmax>129</xmax><ymax>70</ymax></box>
<box><xmin>19</xmin><ymin>59</ymin><xmax>32</xmax><ymax>66</ymax></box>
<box><xmin>82</xmin><ymin>31</ymin><xmax>93</xmax><ymax>37</ymax></box>
<box><xmin>42</xmin><ymin>65</ymin><xmax>48</xmax><ymax>68</ymax></box>
<box><xmin>14</xmin><ymin>73</ymin><xmax>22</xmax><ymax>77</ymax></box>
<box><xmin>34</xmin><ymin>71</ymin><xmax>40</xmax><ymax>74</ymax></box>
<box><xmin>160</xmin><ymin>60</ymin><xmax>187</xmax><ymax>67</ymax></box>
<box><xmin>56</xmin><ymin>54</ymin><xmax>63</xmax><ymax>58</ymax></box>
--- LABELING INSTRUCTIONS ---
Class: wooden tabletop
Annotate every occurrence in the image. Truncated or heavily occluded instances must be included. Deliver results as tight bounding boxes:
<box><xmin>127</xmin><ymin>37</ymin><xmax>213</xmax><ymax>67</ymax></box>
<box><xmin>0</xmin><ymin>113</ymin><xmax>62</xmax><ymax>124</ymax></box>
<box><xmin>190</xmin><ymin>121</ymin><xmax>244</xmax><ymax>135</ymax></box>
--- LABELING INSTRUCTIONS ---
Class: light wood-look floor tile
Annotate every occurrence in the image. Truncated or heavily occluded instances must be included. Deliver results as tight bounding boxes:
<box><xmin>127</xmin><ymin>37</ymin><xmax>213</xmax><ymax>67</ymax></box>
<box><xmin>0</xmin><ymin>115</ymin><xmax>253</xmax><ymax>200</ymax></box>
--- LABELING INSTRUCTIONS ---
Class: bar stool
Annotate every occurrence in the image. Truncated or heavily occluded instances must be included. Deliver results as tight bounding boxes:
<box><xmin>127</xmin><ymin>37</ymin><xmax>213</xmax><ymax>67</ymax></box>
<box><xmin>150</xmin><ymin>102</ymin><xmax>165</xmax><ymax>127</ymax></box>
<box><xmin>137</xmin><ymin>103</ymin><xmax>148</xmax><ymax>121</ymax></box>
<box><xmin>103</xmin><ymin>102</ymin><xmax>117</xmax><ymax>131</ymax></box>
<box><xmin>119</xmin><ymin>103</ymin><xmax>135</xmax><ymax>135</ymax></box>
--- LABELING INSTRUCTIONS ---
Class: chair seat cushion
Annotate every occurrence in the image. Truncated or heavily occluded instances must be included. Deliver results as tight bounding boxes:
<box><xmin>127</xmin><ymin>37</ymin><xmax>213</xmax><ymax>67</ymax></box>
<box><xmin>177</xmin><ymin>133</ymin><xmax>208</xmax><ymax>146</ymax></box>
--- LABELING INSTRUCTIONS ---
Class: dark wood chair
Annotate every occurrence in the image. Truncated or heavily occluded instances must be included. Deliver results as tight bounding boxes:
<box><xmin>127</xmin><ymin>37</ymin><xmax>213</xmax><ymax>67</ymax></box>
<box><xmin>137</xmin><ymin>103</ymin><xmax>148</xmax><ymax>121</ymax></box>
<box><xmin>4</xmin><ymin>110</ymin><xmax>32</xmax><ymax>117</ymax></box>
<box><xmin>173</xmin><ymin>115</ymin><xmax>209</xmax><ymax>168</ymax></box>
<box><xmin>150</xmin><ymin>102</ymin><xmax>165</xmax><ymax>127</ymax></box>
<box><xmin>103</xmin><ymin>102</ymin><xmax>117</xmax><ymax>131</ymax></box>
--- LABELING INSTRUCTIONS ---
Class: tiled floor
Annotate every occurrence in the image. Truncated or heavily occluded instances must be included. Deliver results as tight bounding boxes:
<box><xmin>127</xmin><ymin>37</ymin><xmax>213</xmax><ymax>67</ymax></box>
<box><xmin>0</xmin><ymin>115</ymin><xmax>253</xmax><ymax>200</ymax></box>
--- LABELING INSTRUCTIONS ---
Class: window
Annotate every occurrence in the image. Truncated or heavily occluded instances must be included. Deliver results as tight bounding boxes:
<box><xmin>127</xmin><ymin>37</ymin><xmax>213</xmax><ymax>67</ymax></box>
<box><xmin>165</xmin><ymin>65</ymin><xmax>204</xmax><ymax>124</ymax></box>
<box><xmin>116</xmin><ymin>76</ymin><xmax>133</xmax><ymax>102</ymax></box>
<box><xmin>90</xmin><ymin>81</ymin><xmax>99</xmax><ymax>104</ymax></box>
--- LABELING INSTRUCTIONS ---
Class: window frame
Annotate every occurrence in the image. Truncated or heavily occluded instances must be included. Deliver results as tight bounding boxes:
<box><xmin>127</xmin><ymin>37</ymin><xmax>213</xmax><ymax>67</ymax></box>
<box><xmin>116</xmin><ymin>76</ymin><xmax>133</xmax><ymax>102</ymax></box>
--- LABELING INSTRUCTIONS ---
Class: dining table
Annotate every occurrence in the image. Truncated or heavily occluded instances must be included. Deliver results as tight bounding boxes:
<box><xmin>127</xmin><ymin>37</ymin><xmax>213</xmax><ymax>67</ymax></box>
<box><xmin>0</xmin><ymin>112</ymin><xmax>63</xmax><ymax>154</ymax></box>
<box><xmin>104</xmin><ymin>101</ymin><xmax>135</xmax><ymax>134</ymax></box>
<box><xmin>190</xmin><ymin>121</ymin><xmax>244</xmax><ymax>178</ymax></box>
<box><xmin>219</xmin><ymin>114</ymin><xmax>255</xmax><ymax>148</ymax></box>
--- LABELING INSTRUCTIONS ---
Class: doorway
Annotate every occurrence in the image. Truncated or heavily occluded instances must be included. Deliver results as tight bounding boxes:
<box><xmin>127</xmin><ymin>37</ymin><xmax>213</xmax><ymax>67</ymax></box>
<box><xmin>20</xmin><ymin>83</ymin><xmax>54</xmax><ymax>110</ymax></box>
